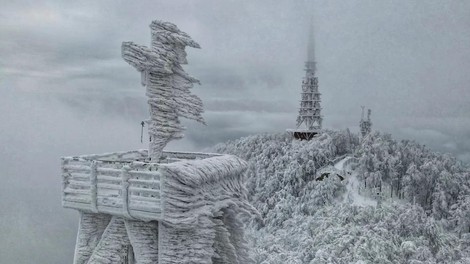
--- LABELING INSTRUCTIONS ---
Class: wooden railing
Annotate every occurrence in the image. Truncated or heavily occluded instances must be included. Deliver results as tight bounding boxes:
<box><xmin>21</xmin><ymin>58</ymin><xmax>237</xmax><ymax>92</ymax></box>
<box><xmin>61</xmin><ymin>150</ymin><xmax>219</xmax><ymax>221</ymax></box>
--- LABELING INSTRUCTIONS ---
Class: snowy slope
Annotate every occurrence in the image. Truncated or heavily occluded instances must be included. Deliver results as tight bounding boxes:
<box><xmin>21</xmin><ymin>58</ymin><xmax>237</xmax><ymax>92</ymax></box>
<box><xmin>335</xmin><ymin>156</ymin><xmax>376</xmax><ymax>207</ymax></box>
<box><xmin>213</xmin><ymin>131</ymin><xmax>470</xmax><ymax>263</ymax></box>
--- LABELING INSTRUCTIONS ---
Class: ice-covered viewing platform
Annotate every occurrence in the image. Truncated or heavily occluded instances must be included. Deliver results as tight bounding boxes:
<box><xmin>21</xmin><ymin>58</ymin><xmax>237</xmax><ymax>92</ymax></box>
<box><xmin>63</xmin><ymin>149</ymin><xmax>255</xmax><ymax>263</ymax></box>
<box><xmin>61</xmin><ymin>150</ymin><xmax>226</xmax><ymax>221</ymax></box>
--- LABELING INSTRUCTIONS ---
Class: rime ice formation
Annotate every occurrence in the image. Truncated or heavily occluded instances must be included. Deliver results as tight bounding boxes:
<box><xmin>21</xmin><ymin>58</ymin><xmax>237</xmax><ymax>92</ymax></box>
<box><xmin>158</xmin><ymin>155</ymin><xmax>258</xmax><ymax>263</ymax></box>
<box><xmin>287</xmin><ymin>21</ymin><xmax>322</xmax><ymax>140</ymax></box>
<box><xmin>63</xmin><ymin>20</ymin><xmax>257</xmax><ymax>264</ymax></box>
<box><xmin>122</xmin><ymin>20</ymin><xmax>205</xmax><ymax>161</ymax></box>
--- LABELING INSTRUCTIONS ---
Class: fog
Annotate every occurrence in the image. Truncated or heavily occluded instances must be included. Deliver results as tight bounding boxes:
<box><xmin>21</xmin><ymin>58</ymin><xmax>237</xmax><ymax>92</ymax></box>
<box><xmin>1</xmin><ymin>0</ymin><xmax>469</xmax><ymax>262</ymax></box>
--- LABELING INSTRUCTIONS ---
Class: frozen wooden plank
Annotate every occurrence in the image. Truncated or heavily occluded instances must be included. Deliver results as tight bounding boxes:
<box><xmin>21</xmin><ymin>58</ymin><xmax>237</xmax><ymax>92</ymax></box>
<box><xmin>64</xmin><ymin>187</ymin><xmax>90</xmax><ymax>195</ymax></box>
<box><xmin>62</xmin><ymin>200</ymin><xmax>93</xmax><ymax>212</ymax></box>
<box><xmin>97</xmin><ymin>182</ymin><xmax>121</xmax><ymax>190</ymax></box>
<box><xmin>128</xmin><ymin>178</ymin><xmax>160</xmax><ymax>186</ymax></box>
<box><xmin>68</xmin><ymin>180</ymin><xmax>91</xmax><ymax>188</ymax></box>
<box><xmin>64</xmin><ymin>194</ymin><xmax>92</xmax><ymax>204</ymax></box>
<box><xmin>62</xmin><ymin>157</ymin><xmax>88</xmax><ymax>163</ymax></box>
<box><xmin>129</xmin><ymin>187</ymin><xmax>160</xmax><ymax>196</ymax></box>
<box><xmin>97</xmin><ymin>196</ymin><xmax>123</xmax><ymax>207</ymax></box>
<box><xmin>63</xmin><ymin>164</ymin><xmax>91</xmax><ymax>172</ymax></box>
<box><xmin>129</xmin><ymin>203</ymin><xmax>162</xmax><ymax>213</ymax></box>
<box><xmin>97</xmin><ymin>189</ymin><xmax>120</xmax><ymax>198</ymax></box>
<box><xmin>70</xmin><ymin>172</ymin><xmax>90</xmax><ymax>181</ymax></box>
<box><xmin>129</xmin><ymin>170</ymin><xmax>160</xmax><ymax>178</ymax></box>
<box><xmin>97</xmin><ymin>175</ymin><xmax>121</xmax><ymax>183</ymax></box>
<box><xmin>130</xmin><ymin>195</ymin><xmax>160</xmax><ymax>203</ymax></box>
<box><xmin>97</xmin><ymin>167</ymin><xmax>121</xmax><ymax>176</ymax></box>
<box><xmin>129</xmin><ymin>209</ymin><xmax>161</xmax><ymax>221</ymax></box>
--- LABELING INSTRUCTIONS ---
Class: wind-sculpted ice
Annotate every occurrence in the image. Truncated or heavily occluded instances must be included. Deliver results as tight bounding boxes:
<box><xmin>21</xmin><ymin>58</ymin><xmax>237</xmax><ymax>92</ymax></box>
<box><xmin>122</xmin><ymin>20</ymin><xmax>205</xmax><ymax>161</ymax></box>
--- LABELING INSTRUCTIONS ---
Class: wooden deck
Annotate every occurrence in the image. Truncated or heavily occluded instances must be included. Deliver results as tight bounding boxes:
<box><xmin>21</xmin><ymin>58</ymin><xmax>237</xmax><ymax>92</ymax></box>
<box><xmin>61</xmin><ymin>150</ymin><xmax>220</xmax><ymax>221</ymax></box>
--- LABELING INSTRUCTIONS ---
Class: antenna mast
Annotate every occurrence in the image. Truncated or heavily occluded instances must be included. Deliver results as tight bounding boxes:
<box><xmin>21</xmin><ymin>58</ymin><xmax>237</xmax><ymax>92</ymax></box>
<box><xmin>295</xmin><ymin>19</ymin><xmax>322</xmax><ymax>132</ymax></box>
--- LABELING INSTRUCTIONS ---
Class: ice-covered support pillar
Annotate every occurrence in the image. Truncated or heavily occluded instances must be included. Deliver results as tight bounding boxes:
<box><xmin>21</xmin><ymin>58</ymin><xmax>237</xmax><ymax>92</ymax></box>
<box><xmin>87</xmin><ymin>217</ymin><xmax>132</xmax><ymax>264</ymax></box>
<box><xmin>219</xmin><ymin>207</ymin><xmax>253</xmax><ymax>264</ymax></box>
<box><xmin>125</xmin><ymin>220</ymin><xmax>159</xmax><ymax>264</ymax></box>
<box><xmin>209</xmin><ymin>207</ymin><xmax>254</xmax><ymax>264</ymax></box>
<box><xmin>73</xmin><ymin>215</ymin><xmax>159</xmax><ymax>264</ymax></box>
<box><xmin>158</xmin><ymin>217</ymin><xmax>217</xmax><ymax>263</ymax></box>
<box><xmin>122</xmin><ymin>20</ymin><xmax>205</xmax><ymax>161</ymax></box>
<box><xmin>73</xmin><ymin>213</ymin><xmax>112</xmax><ymax>264</ymax></box>
<box><xmin>212</xmin><ymin>217</ymin><xmax>238</xmax><ymax>264</ymax></box>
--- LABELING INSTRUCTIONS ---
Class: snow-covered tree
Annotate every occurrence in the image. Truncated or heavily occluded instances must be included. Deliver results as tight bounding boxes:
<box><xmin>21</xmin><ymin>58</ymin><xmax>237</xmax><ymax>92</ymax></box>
<box><xmin>212</xmin><ymin>130</ymin><xmax>470</xmax><ymax>263</ymax></box>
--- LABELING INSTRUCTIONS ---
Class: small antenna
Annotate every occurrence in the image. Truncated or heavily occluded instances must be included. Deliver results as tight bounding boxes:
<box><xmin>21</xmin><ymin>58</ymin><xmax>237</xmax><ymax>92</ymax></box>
<box><xmin>140</xmin><ymin>121</ymin><xmax>145</xmax><ymax>143</ymax></box>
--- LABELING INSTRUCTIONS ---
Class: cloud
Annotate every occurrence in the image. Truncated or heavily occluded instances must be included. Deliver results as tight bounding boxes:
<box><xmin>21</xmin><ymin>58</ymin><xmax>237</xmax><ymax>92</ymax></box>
<box><xmin>205</xmin><ymin>99</ymin><xmax>293</xmax><ymax>113</ymax></box>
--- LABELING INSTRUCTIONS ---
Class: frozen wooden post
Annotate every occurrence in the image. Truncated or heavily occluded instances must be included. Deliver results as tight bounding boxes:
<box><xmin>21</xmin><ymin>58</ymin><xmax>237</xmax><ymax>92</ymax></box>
<box><xmin>62</xmin><ymin>20</ymin><xmax>258</xmax><ymax>264</ymax></box>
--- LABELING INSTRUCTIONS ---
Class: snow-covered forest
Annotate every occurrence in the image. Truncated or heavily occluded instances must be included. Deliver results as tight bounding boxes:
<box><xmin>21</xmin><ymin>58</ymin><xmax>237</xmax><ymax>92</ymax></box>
<box><xmin>213</xmin><ymin>131</ymin><xmax>470</xmax><ymax>263</ymax></box>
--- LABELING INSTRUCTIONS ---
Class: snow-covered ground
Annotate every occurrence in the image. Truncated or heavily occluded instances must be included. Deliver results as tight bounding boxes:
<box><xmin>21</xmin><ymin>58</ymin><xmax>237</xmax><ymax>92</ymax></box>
<box><xmin>334</xmin><ymin>156</ymin><xmax>377</xmax><ymax>207</ymax></box>
<box><xmin>333</xmin><ymin>156</ymin><xmax>350</xmax><ymax>170</ymax></box>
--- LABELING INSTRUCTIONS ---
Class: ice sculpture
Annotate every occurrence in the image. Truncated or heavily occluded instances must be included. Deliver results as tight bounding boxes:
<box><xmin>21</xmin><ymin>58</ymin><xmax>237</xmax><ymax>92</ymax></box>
<box><xmin>122</xmin><ymin>20</ymin><xmax>205</xmax><ymax>161</ymax></box>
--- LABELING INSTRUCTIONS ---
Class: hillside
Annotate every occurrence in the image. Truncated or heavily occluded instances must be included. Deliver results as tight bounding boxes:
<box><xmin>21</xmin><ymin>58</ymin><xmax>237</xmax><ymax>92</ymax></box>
<box><xmin>212</xmin><ymin>130</ymin><xmax>470</xmax><ymax>263</ymax></box>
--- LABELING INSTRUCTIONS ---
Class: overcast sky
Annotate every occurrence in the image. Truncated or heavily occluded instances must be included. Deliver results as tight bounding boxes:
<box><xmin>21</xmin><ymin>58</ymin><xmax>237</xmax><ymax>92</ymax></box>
<box><xmin>1</xmin><ymin>0</ymin><xmax>470</xmax><ymax>263</ymax></box>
